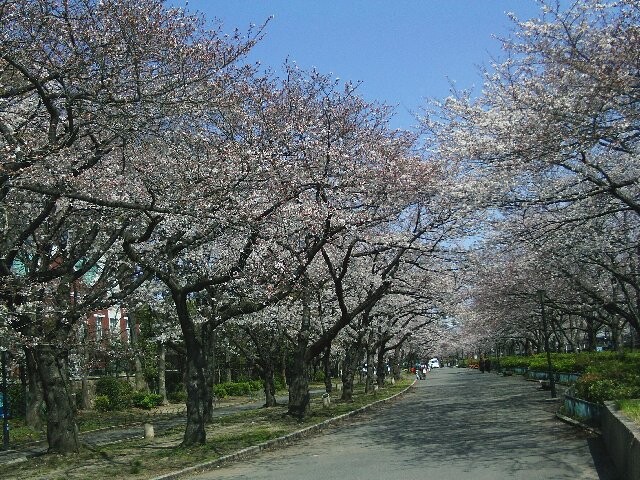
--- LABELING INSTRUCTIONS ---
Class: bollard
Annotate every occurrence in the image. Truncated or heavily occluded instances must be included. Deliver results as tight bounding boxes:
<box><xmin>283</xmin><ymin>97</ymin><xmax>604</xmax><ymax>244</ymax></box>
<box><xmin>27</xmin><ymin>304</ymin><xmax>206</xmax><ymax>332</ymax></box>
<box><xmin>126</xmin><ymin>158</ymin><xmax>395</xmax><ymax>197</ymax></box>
<box><xmin>322</xmin><ymin>393</ymin><xmax>331</xmax><ymax>408</ymax></box>
<box><xmin>144</xmin><ymin>423</ymin><xmax>154</xmax><ymax>439</ymax></box>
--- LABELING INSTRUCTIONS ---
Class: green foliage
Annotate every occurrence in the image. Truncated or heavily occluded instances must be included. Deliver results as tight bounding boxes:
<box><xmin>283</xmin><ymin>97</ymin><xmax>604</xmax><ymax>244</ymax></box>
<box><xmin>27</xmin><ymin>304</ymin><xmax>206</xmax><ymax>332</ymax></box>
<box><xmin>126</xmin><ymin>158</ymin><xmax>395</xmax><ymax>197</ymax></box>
<box><xmin>131</xmin><ymin>391</ymin><xmax>164</xmax><ymax>410</ymax></box>
<box><xmin>95</xmin><ymin>376</ymin><xmax>134</xmax><ymax>410</ymax></box>
<box><xmin>497</xmin><ymin>356</ymin><xmax>530</xmax><ymax>369</ymax></box>
<box><xmin>94</xmin><ymin>395</ymin><xmax>111</xmax><ymax>412</ymax></box>
<box><xmin>214</xmin><ymin>380</ymin><xmax>263</xmax><ymax>398</ymax></box>
<box><xmin>7</xmin><ymin>383</ymin><xmax>25</xmax><ymax>418</ymax></box>
<box><xmin>574</xmin><ymin>355</ymin><xmax>640</xmax><ymax>404</ymax></box>
<box><xmin>617</xmin><ymin>399</ymin><xmax>640</xmax><ymax>424</ymax></box>
<box><xmin>274</xmin><ymin>375</ymin><xmax>286</xmax><ymax>391</ymax></box>
<box><xmin>167</xmin><ymin>390</ymin><xmax>187</xmax><ymax>403</ymax></box>
<box><xmin>312</xmin><ymin>370</ymin><xmax>325</xmax><ymax>382</ymax></box>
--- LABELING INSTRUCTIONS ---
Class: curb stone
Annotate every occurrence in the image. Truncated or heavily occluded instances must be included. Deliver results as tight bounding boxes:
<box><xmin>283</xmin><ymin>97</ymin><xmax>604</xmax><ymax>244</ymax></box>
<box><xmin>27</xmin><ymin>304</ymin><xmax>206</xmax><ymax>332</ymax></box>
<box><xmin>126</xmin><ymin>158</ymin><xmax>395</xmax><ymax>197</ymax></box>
<box><xmin>555</xmin><ymin>412</ymin><xmax>601</xmax><ymax>436</ymax></box>
<box><xmin>150</xmin><ymin>381</ymin><xmax>417</xmax><ymax>480</ymax></box>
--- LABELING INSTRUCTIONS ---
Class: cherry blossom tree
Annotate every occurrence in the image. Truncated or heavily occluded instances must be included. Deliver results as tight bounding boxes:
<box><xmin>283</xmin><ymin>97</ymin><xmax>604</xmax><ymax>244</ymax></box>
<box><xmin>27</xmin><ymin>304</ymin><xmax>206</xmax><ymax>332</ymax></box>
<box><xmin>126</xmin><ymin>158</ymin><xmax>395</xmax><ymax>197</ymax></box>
<box><xmin>1</xmin><ymin>0</ymin><xmax>258</xmax><ymax>452</ymax></box>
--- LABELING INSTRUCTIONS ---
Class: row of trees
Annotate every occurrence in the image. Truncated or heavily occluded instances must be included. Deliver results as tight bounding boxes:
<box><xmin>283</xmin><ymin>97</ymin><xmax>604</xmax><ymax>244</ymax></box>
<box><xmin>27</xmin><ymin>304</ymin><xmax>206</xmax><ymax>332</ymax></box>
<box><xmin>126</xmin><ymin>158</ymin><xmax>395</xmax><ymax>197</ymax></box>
<box><xmin>1</xmin><ymin>0</ymin><xmax>463</xmax><ymax>453</ymax></box>
<box><xmin>4</xmin><ymin>0</ymin><xmax>636</xmax><ymax>458</ymax></box>
<box><xmin>423</xmin><ymin>1</ymin><xmax>640</xmax><ymax>357</ymax></box>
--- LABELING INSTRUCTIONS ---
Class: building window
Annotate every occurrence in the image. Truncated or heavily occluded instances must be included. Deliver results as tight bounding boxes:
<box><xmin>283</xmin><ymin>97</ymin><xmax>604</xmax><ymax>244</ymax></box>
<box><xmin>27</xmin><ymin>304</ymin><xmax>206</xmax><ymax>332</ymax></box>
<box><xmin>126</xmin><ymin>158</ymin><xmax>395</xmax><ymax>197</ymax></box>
<box><xmin>94</xmin><ymin>314</ymin><xmax>105</xmax><ymax>341</ymax></box>
<box><xmin>109</xmin><ymin>314</ymin><xmax>119</xmax><ymax>334</ymax></box>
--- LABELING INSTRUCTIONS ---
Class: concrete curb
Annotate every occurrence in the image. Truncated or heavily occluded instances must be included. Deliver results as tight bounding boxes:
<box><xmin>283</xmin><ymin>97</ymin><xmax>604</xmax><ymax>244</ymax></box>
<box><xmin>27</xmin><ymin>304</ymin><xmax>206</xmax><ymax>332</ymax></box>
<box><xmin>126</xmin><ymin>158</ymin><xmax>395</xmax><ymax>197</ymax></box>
<box><xmin>150</xmin><ymin>381</ymin><xmax>416</xmax><ymax>480</ymax></box>
<box><xmin>602</xmin><ymin>401</ymin><xmax>640</xmax><ymax>480</ymax></box>
<box><xmin>555</xmin><ymin>412</ymin><xmax>601</xmax><ymax>436</ymax></box>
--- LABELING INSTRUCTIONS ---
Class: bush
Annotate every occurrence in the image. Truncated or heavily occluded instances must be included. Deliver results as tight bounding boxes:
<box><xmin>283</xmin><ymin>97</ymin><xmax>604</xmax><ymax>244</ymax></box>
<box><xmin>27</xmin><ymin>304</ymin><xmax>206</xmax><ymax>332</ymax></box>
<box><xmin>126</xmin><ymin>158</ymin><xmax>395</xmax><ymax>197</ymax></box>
<box><xmin>214</xmin><ymin>380</ymin><xmax>263</xmax><ymax>398</ymax></box>
<box><xmin>95</xmin><ymin>376</ymin><xmax>134</xmax><ymax>410</ymax></box>
<box><xmin>130</xmin><ymin>391</ymin><xmax>164</xmax><ymax>410</ymax></box>
<box><xmin>574</xmin><ymin>355</ymin><xmax>640</xmax><ymax>404</ymax></box>
<box><xmin>167</xmin><ymin>390</ymin><xmax>187</xmax><ymax>404</ymax></box>
<box><xmin>94</xmin><ymin>395</ymin><xmax>111</xmax><ymax>412</ymax></box>
<box><xmin>213</xmin><ymin>384</ymin><xmax>227</xmax><ymax>399</ymax></box>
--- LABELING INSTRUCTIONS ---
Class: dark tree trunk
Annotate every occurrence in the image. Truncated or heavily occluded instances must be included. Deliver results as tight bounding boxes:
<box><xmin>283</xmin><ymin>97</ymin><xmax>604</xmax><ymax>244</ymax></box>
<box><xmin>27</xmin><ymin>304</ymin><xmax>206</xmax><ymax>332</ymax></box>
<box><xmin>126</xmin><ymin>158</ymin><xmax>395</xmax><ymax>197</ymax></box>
<box><xmin>262</xmin><ymin>363</ymin><xmax>277</xmax><ymax>407</ymax></box>
<box><xmin>35</xmin><ymin>344</ymin><xmax>80</xmax><ymax>454</ymax></box>
<box><xmin>341</xmin><ymin>343</ymin><xmax>361</xmax><ymax>402</ymax></box>
<box><xmin>174</xmin><ymin>294</ymin><xmax>210</xmax><ymax>446</ymax></box>
<box><xmin>287</xmin><ymin>334</ymin><xmax>310</xmax><ymax>419</ymax></box>
<box><xmin>202</xmin><ymin>322</ymin><xmax>216</xmax><ymax>421</ymax></box>
<box><xmin>365</xmin><ymin>330</ymin><xmax>375</xmax><ymax>393</ymax></box>
<box><xmin>288</xmin><ymin>291</ymin><xmax>312</xmax><ymax>419</ymax></box>
<box><xmin>376</xmin><ymin>344</ymin><xmax>386</xmax><ymax>388</ymax></box>
<box><xmin>392</xmin><ymin>348</ymin><xmax>402</xmax><ymax>381</ymax></box>
<box><xmin>322</xmin><ymin>344</ymin><xmax>332</xmax><ymax>393</ymax></box>
<box><xmin>24</xmin><ymin>348</ymin><xmax>44</xmax><ymax>430</ymax></box>
<box><xmin>158</xmin><ymin>341</ymin><xmax>168</xmax><ymax>405</ymax></box>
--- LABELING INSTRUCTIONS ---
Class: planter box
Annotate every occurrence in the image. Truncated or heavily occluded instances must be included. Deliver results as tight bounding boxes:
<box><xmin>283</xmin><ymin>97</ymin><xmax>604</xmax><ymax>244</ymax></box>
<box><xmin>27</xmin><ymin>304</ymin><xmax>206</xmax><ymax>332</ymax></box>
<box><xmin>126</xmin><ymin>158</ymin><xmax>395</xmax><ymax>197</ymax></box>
<box><xmin>563</xmin><ymin>394</ymin><xmax>602</xmax><ymax>425</ymax></box>
<box><xmin>527</xmin><ymin>370</ymin><xmax>580</xmax><ymax>384</ymax></box>
<box><xmin>602</xmin><ymin>401</ymin><xmax>640</xmax><ymax>480</ymax></box>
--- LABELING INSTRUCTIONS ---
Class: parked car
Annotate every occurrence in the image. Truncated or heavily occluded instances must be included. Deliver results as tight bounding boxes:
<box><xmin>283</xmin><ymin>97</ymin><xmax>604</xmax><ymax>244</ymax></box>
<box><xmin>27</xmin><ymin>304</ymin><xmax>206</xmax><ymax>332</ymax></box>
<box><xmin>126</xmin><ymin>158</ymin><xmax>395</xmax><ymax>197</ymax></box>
<box><xmin>428</xmin><ymin>358</ymin><xmax>441</xmax><ymax>369</ymax></box>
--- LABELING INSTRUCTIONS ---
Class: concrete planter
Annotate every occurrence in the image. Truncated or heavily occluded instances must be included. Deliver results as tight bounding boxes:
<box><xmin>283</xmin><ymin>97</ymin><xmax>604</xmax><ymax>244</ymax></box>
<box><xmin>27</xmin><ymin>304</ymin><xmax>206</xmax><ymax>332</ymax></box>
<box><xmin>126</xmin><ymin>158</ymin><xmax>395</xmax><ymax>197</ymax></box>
<box><xmin>526</xmin><ymin>370</ymin><xmax>580</xmax><ymax>384</ymax></box>
<box><xmin>563</xmin><ymin>394</ymin><xmax>602</xmax><ymax>425</ymax></box>
<box><xmin>602</xmin><ymin>401</ymin><xmax>640</xmax><ymax>480</ymax></box>
<box><xmin>500</xmin><ymin>367</ymin><xmax>528</xmax><ymax>375</ymax></box>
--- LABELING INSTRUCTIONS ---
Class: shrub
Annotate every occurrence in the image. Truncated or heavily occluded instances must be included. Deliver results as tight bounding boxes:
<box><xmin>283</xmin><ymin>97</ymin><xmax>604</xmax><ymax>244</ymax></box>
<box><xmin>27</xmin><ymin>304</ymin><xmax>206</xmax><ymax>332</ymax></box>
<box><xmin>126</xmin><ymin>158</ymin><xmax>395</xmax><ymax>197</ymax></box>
<box><xmin>214</xmin><ymin>380</ymin><xmax>263</xmax><ymax>398</ymax></box>
<box><xmin>274</xmin><ymin>375</ymin><xmax>286</xmax><ymax>391</ymax></box>
<box><xmin>95</xmin><ymin>376</ymin><xmax>134</xmax><ymax>410</ymax></box>
<box><xmin>131</xmin><ymin>392</ymin><xmax>163</xmax><ymax>410</ymax></box>
<box><xmin>213</xmin><ymin>384</ymin><xmax>228</xmax><ymax>399</ymax></box>
<box><xmin>167</xmin><ymin>390</ymin><xmax>187</xmax><ymax>404</ymax></box>
<box><xmin>94</xmin><ymin>395</ymin><xmax>111</xmax><ymax>412</ymax></box>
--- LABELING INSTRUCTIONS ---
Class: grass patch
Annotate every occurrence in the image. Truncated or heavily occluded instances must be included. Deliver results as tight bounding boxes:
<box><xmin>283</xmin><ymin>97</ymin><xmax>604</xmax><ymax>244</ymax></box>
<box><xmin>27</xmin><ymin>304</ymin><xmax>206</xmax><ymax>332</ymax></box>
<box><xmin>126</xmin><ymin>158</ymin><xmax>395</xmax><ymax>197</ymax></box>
<box><xmin>2</xmin><ymin>377</ymin><xmax>411</xmax><ymax>480</ymax></box>
<box><xmin>617</xmin><ymin>399</ymin><xmax>640</xmax><ymax>425</ymax></box>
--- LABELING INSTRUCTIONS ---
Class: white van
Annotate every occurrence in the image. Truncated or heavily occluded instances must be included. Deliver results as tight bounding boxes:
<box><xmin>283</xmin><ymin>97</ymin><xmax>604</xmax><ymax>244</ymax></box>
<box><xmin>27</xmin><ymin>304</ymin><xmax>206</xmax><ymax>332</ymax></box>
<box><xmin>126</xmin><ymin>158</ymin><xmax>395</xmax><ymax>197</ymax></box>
<box><xmin>428</xmin><ymin>358</ymin><xmax>441</xmax><ymax>369</ymax></box>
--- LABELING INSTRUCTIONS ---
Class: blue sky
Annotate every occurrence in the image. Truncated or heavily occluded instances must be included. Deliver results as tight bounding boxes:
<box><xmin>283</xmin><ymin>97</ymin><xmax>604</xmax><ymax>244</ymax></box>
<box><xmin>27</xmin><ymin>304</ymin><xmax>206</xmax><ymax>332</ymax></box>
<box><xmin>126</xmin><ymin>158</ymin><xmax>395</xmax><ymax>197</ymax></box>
<box><xmin>177</xmin><ymin>1</ymin><xmax>544</xmax><ymax>130</ymax></box>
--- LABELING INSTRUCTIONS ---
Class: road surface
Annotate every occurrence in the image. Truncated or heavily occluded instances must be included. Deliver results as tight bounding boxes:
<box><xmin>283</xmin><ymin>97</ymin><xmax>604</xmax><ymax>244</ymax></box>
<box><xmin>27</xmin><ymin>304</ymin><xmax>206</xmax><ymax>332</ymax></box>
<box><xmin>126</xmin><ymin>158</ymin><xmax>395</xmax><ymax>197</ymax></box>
<box><xmin>186</xmin><ymin>368</ymin><xmax>618</xmax><ymax>480</ymax></box>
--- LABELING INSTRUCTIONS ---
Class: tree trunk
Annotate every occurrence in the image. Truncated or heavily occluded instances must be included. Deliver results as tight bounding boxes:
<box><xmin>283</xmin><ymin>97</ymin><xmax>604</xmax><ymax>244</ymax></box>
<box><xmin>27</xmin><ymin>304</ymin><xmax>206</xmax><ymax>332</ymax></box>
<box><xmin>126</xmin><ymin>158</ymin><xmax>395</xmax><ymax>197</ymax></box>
<box><xmin>24</xmin><ymin>348</ymin><xmax>44</xmax><ymax>430</ymax></box>
<box><xmin>174</xmin><ymin>293</ymin><xmax>210</xmax><ymax>446</ymax></box>
<box><xmin>202</xmin><ymin>322</ymin><xmax>216</xmax><ymax>421</ymax></box>
<box><xmin>287</xmin><ymin>334</ymin><xmax>310</xmax><ymax>419</ymax></box>
<box><xmin>392</xmin><ymin>346</ymin><xmax>402</xmax><ymax>381</ymax></box>
<box><xmin>224</xmin><ymin>345</ymin><xmax>232</xmax><ymax>383</ymax></box>
<box><xmin>364</xmin><ymin>329</ymin><xmax>375</xmax><ymax>393</ymax></box>
<box><xmin>158</xmin><ymin>341</ymin><xmax>168</xmax><ymax>405</ymax></box>
<box><xmin>287</xmin><ymin>289</ymin><xmax>312</xmax><ymax>420</ymax></box>
<box><xmin>80</xmin><ymin>368</ymin><xmax>92</xmax><ymax>411</ymax></box>
<box><xmin>129</xmin><ymin>312</ymin><xmax>149</xmax><ymax>392</ymax></box>
<box><xmin>322</xmin><ymin>344</ymin><xmax>332</xmax><ymax>393</ymax></box>
<box><xmin>376</xmin><ymin>345</ymin><xmax>386</xmax><ymax>388</ymax></box>
<box><xmin>341</xmin><ymin>343</ymin><xmax>361</xmax><ymax>402</ymax></box>
<box><xmin>262</xmin><ymin>363</ymin><xmax>277</xmax><ymax>407</ymax></box>
<box><xmin>35</xmin><ymin>344</ymin><xmax>80</xmax><ymax>454</ymax></box>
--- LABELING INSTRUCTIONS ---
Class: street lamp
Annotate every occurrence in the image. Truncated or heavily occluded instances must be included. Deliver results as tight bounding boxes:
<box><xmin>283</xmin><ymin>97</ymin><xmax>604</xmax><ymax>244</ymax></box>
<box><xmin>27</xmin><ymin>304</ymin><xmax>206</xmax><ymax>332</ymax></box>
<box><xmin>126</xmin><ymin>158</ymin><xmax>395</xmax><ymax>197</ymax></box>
<box><xmin>537</xmin><ymin>290</ymin><xmax>557</xmax><ymax>399</ymax></box>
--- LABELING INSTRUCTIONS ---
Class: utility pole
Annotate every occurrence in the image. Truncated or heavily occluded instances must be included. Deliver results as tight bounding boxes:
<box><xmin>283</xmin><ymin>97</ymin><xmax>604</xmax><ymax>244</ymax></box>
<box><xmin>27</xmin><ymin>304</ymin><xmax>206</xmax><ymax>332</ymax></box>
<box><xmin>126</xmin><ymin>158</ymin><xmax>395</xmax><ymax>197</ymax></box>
<box><xmin>538</xmin><ymin>290</ymin><xmax>557</xmax><ymax>398</ymax></box>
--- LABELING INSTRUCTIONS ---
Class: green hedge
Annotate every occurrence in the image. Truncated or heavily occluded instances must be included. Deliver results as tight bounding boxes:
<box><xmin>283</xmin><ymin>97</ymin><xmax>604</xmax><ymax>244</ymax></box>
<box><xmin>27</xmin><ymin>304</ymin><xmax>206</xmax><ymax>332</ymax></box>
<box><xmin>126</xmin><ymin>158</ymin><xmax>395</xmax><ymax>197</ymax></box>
<box><xmin>94</xmin><ymin>376</ymin><xmax>164</xmax><ymax>411</ymax></box>
<box><xmin>95</xmin><ymin>376</ymin><xmax>134</xmax><ymax>410</ymax></box>
<box><xmin>214</xmin><ymin>380</ymin><xmax>263</xmax><ymax>398</ymax></box>
<box><xmin>495</xmin><ymin>351</ymin><xmax>640</xmax><ymax>404</ymax></box>
<box><xmin>496</xmin><ymin>351</ymin><xmax>640</xmax><ymax>374</ymax></box>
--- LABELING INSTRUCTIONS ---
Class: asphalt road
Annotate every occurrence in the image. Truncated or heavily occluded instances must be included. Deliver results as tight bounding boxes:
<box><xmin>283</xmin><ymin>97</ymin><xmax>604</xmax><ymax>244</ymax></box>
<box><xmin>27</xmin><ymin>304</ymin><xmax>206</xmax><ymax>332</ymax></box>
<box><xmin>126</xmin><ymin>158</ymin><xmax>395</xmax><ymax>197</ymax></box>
<box><xmin>186</xmin><ymin>369</ymin><xmax>619</xmax><ymax>480</ymax></box>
